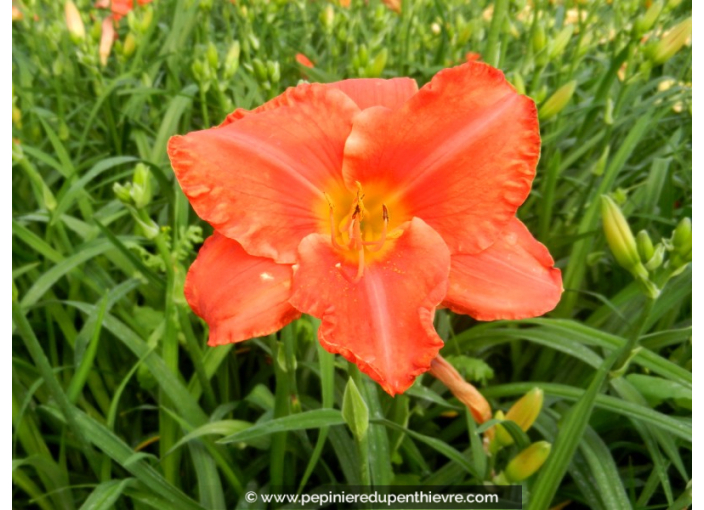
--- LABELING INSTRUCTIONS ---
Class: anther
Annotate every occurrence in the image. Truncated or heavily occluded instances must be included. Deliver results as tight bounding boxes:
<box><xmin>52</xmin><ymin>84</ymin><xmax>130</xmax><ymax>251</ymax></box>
<box><xmin>363</xmin><ymin>204</ymin><xmax>389</xmax><ymax>252</ymax></box>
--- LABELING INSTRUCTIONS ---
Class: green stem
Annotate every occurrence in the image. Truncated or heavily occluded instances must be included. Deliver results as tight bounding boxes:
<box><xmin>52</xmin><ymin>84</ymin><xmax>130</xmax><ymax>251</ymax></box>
<box><xmin>485</xmin><ymin>0</ymin><xmax>509</xmax><ymax>67</ymax></box>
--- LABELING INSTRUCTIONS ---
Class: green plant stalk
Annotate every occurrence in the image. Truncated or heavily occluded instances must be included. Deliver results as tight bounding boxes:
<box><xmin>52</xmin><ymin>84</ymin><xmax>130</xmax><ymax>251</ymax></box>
<box><xmin>528</xmin><ymin>295</ymin><xmax>655</xmax><ymax>509</ymax></box>
<box><xmin>485</xmin><ymin>0</ymin><xmax>509</xmax><ymax>67</ymax></box>
<box><xmin>12</xmin><ymin>301</ymin><xmax>101</xmax><ymax>477</ymax></box>
<box><xmin>350</xmin><ymin>366</ymin><xmax>372</xmax><ymax>486</ymax></box>
<box><xmin>147</xmin><ymin>212</ymin><xmax>181</xmax><ymax>486</ymax></box>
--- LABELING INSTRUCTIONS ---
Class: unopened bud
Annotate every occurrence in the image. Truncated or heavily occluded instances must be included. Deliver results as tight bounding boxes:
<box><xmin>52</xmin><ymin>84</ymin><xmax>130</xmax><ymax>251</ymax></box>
<box><xmin>549</xmin><ymin>25</ymin><xmax>574</xmax><ymax>59</ymax></box>
<box><xmin>267</xmin><ymin>61</ymin><xmax>280</xmax><ymax>83</ymax></box>
<box><xmin>366</xmin><ymin>48</ymin><xmax>388</xmax><ymax>78</ymax></box>
<box><xmin>429</xmin><ymin>355</ymin><xmax>492</xmax><ymax>424</ymax></box>
<box><xmin>99</xmin><ymin>16</ymin><xmax>115</xmax><ymax>67</ymax></box>
<box><xmin>224</xmin><ymin>41</ymin><xmax>241</xmax><ymax>78</ymax></box>
<box><xmin>207</xmin><ymin>42</ymin><xmax>219</xmax><ymax>70</ymax></box>
<box><xmin>504</xmin><ymin>441</ymin><xmax>552</xmax><ymax>482</ymax></box>
<box><xmin>532</xmin><ymin>25</ymin><xmax>547</xmax><ymax>54</ymax></box>
<box><xmin>252</xmin><ymin>58</ymin><xmax>268</xmax><ymax>82</ymax></box>
<box><xmin>636</xmin><ymin>230</ymin><xmax>655</xmax><ymax>262</ymax></box>
<box><xmin>113</xmin><ymin>182</ymin><xmax>133</xmax><ymax>204</ymax></box>
<box><xmin>320</xmin><ymin>5</ymin><xmax>334</xmax><ymax>30</ymax></box>
<box><xmin>65</xmin><ymin>1</ymin><xmax>85</xmax><ymax>42</ymax></box>
<box><xmin>672</xmin><ymin>217</ymin><xmax>692</xmax><ymax>258</ymax></box>
<box><xmin>601</xmin><ymin>195</ymin><xmax>648</xmax><ymax>279</ymax></box>
<box><xmin>505</xmin><ymin>387</ymin><xmax>543</xmax><ymax>433</ymax></box>
<box><xmin>651</xmin><ymin>18</ymin><xmax>692</xmax><ymax>65</ymax></box>
<box><xmin>131</xmin><ymin>163</ymin><xmax>152</xmax><ymax>209</ymax></box>
<box><xmin>342</xmin><ymin>378</ymin><xmax>369</xmax><ymax>441</ymax></box>
<box><xmin>139</xmin><ymin>5</ymin><xmax>154</xmax><ymax>32</ymax></box>
<box><xmin>539</xmin><ymin>80</ymin><xmax>577</xmax><ymax>120</ymax></box>
<box><xmin>634</xmin><ymin>1</ymin><xmax>664</xmax><ymax>37</ymax></box>
<box><xmin>644</xmin><ymin>244</ymin><xmax>665</xmax><ymax>271</ymax></box>
<box><xmin>122</xmin><ymin>32</ymin><xmax>136</xmax><ymax>58</ymax></box>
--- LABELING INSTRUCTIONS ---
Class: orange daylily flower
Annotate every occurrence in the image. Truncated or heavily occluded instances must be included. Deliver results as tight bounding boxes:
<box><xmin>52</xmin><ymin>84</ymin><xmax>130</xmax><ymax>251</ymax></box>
<box><xmin>168</xmin><ymin>62</ymin><xmax>563</xmax><ymax>396</ymax></box>
<box><xmin>96</xmin><ymin>0</ymin><xmax>152</xmax><ymax>21</ymax></box>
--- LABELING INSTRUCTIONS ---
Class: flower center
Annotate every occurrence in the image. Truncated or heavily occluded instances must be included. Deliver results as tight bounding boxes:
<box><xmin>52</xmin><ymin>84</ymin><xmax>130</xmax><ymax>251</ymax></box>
<box><xmin>324</xmin><ymin>181</ymin><xmax>401</xmax><ymax>283</ymax></box>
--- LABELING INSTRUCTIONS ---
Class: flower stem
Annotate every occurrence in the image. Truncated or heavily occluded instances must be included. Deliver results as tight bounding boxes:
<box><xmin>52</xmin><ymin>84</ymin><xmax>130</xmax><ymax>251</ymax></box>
<box><xmin>485</xmin><ymin>0</ymin><xmax>509</xmax><ymax>67</ymax></box>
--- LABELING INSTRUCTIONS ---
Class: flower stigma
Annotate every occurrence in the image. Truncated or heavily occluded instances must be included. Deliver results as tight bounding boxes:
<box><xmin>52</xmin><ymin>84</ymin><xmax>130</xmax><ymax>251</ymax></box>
<box><xmin>324</xmin><ymin>182</ymin><xmax>398</xmax><ymax>283</ymax></box>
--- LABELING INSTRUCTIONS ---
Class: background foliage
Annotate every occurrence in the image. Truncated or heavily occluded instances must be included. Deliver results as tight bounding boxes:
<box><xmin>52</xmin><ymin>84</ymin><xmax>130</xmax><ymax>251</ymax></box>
<box><xmin>12</xmin><ymin>0</ymin><xmax>692</xmax><ymax>508</ymax></box>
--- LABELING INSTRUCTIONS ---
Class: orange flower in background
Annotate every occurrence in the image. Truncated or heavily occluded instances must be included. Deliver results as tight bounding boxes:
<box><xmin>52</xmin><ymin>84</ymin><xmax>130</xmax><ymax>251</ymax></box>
<box><xmin>295</xmin><ymin>53</ymin><xmax>315</xmax><ymax>68</ymax></box>
<box><xmin>96</xmin><ymin>0</ymin><xmax>152</xmax><ymax>21</ymax></box>
<box><xmin>168</xmin><ymin>62</ymin><xmax>563</xmax><ymax>396</ymax></box>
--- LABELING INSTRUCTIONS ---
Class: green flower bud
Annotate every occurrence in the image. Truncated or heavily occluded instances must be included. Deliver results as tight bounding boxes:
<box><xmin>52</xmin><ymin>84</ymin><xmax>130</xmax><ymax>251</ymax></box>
<box><xmin>224</xmin><ymin>41</ymin><xmax>240</xmax><ymax>79</ymax></box>
<box><xmin>549</xmin><ymin>25</ymin><xmax>574</xmax><ymax>59</ymax></box>
<box><xmin>601</xmin><ymin>195</ymin><xmax>648</xmax><ymax>279</ymax></box>
<box><xmin>651</xmin><ymin>18</ymin><xmax>692</xmax><ymax>65</ymax></box>
<box><xmin>532</xmin><ymin>25</ymin><xmax>547</xmax><ymax>54</ymax></box>
<box><xmin>139</xmin><ymin>6</ymin><xmax>154</xmax><ymax>33</ymax></box>
<box><xmin>207</xmin><ymin>42</ymin><xmax>219</xmax><ymax>70</ymax></box>
<box><xmin>342</xmin><ymin>378</ymin><xmax>369</xmax><ymax>441</ymax></box>
<box><xmin>493</xmin><ymin>388</ymin><xmax>544</xmax><ymax>449</ymax></box>
<box><xmin>131</xmin><ymin>163</ymin><xmax>152</xmax><ymax>209</ymax></box>
<box><xmin>634</xmin><ymin>0</ymin><xmax>664</xmax><ymax>37</ymax></box>
<box><xmin>113</xmin><ymin>182</ymin><xmax>133</xmax><ymax>204</ymax></box>
<box><xmin>122</xmin><ymin>33</ymin><xmax>137</xmax><ymax>58</ymax></box>
<box><xmin>672</xmin><ymin>217</ymin><xmax>692</xmax><ymax>258</ymax></box>
<box><xmin>252</xmin><ymin>58</ymin><xmax>268</xmax><ymax>82</ymax></box>
<box><xmin>358</xmin><ymin>44</ymin><xmax>369</xmax><ymax>66</ymax></box>
<box><xmin>636</xmin><ymin>230</ymin><xmax>655</xmax><ymax>262</ymax></box>
<box><xmin>266</xmin><ymin>60</ymin><xmax>280</xmax><ymax>83</ymax></box>
<box><xmin>366</xmin><ymin>48</ymin><xmax>388</xmax><ymax>78</ymax></box>
<box><xmin>644</xmin><ymin>244</ymin><xmax>665</xmax><ymax>271</ymax></box>
<box><xmin>539</xmin><ymin>80</ymin><xmax>577</xmax><ymax>120</ymax></box>
<box><xmin>504</xmin><ymin>441</ymin><xmax>552</xmax><ymax>482</ymax></box>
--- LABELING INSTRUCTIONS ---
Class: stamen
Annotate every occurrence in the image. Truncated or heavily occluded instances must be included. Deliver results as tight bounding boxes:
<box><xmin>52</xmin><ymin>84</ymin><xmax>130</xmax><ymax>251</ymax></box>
<box><xmin>327</xmin><ymin>204</ymin><xmax>344</xmax><ymax>251</ymax></box>
<box><xmin>354</xmin><ymin>245</ymin><xmax>365</xmax><ymax>282</ymax></box>
<box><xmin>363</xmin><ymin>204</ymin><xmax>389</xmax><ymax>252</ymax></box>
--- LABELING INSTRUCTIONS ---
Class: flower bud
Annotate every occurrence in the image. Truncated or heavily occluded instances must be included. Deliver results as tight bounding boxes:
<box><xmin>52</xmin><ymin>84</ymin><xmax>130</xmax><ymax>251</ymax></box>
<box><xmin>532</xmin><ymin>25</ymin><xmax>547</xmax><ymax>55</ymax></box>
<box><xmin>644</xmin><ymin>244</ymin><xmax>665</xmax><ymax>271</ymax></box>
<box><xmin>342</xmin><ymin>378</ymin><xmax>369</xmax><ymax>441</ymax></box>
<box><xmin>672</xmin><ymin>217</ymin><xmax>692</xmax><ymax>258</ymax></box>
<box><xmin>99</xmin><ymin>16</ymin><xmax>115</xmax><ymax>67</ymax></box>
<box><xmin>636</xmin><ymin>230</ymin><xmax>655</xmax><ymax>262</ymax></box>
<box><xmin>224</xmin><ymin>41</ymin><xmax>241</xmax><ymax>78</ymax></box>
<box><xmin>131</xmin><ymin>163</ymin><xmax>152</xmax><ymax>209</ymax></box>
<box><xmin>382</xmin><ymin>0</ymin><xmax>401</xmax><ymax>13</ymax></box>
<box><xmin>549</xmin><ymin>25</ymin><xmax>574</xmax><ymax>59</ymax></box>
<box><xmin>122</xmin><ymin>32</ymin><xmax>137</xmax><ymax>58</ymax></box>
<box><xmin>65</xmin><ymin>1</ymin><xmax>85</xmax><ymax>43</ymax></box>
<box><xmin>12</xmin><ymin>4</ymin><xmax>23</xmax><ymax>21</ymax></box>
<box><xmin>634</xmin><ymin>0</ymin><xmax>664</xmax><ymax>37</ymax></box>
<box><xmin>320</xmin><ymin>5</ymin><xmax>334</xmax><ymax>31</ymax></box>
<box><xmin>139</xmin><ymin>5</ymin><xmax>154</xmax><ymax>33</ymax></box>
<box><xmin>295</xmin><ymin>52</ymin><xmax>314</xmax><ymax>69</ymax></box>
<box><xmin>539</xmin><ymin>80</ymin><xmax>577</xmax><ymax>120</ymax></box>
<box><xmin>207</xmin><ymin>42</ymin><xmax>219</xmax><ymax>70</ymax></box>
<box><xmin>429</xmin><ymin>355</ymin><xmax>492</xmax><ymax>424</ymax></box>
<box><xmin>366</xmin><ymin>48</ymin><xmax>388</xmax><ymax>78</ymax></box>
<box><xmin>601</xmin><ymin>195</ymin><xmax>648</xmax><ymax>279</ymax></box>
<box><xmin>651</xmin><ymin>18</ymin><xmax>692</xmax><ymax>65</ymax></box>
<box><xmin>267</xmin><ymin>60</ymin><xmax>280</xmax><ymax>83</ymax></box>
<box><xmin>252</xmin><ymin>58</ymin><xmax>268</xmax><ymax>82</ymax></box>
<box><xmin>505</xmin><ymin>387</ymin><xmax>543</xmax><ymax>433</ymax></box>
<box><xmin>504</xmin><ymin>441</ymin><xmax>552</xmax><ymax>482</ymax></box>
<box><xmin>113</xmin><ymin>182</ymin><xmax>133</xmax><ymax>204</ymax></box>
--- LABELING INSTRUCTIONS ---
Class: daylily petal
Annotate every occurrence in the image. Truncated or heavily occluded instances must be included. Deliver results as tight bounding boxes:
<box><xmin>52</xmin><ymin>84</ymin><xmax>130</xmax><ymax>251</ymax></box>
<box><xmin>342</xmin><ymin>62</ymin><xmax>540</xmax><ymax>254</ymax></box>
<box><xmin>168</xmin><ymin>84</ymin><xmax>360</xmax><ymax>264</ymax></box>
<box><xmin>327</xmin><ymin>78</ymin><xmax>419</xmax><ymax>111</ymax></box>
<box><xmin>442</xmin><ymin>218</ymin><xmax>562</xmax><ymax>320</ymax></box>
<box><xmin>185</xmin><ymin>233</ymin><xmax>301</xmax><ymax>346</ymax></box>
<box><xmin>289</xmin><ymin>217</ymin><xmax>451</xmax><ymax>395</ymax></box>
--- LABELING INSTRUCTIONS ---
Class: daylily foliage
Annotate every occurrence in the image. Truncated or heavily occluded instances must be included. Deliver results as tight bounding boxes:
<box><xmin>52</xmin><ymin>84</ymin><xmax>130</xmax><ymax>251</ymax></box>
<box><xmin>168</xmin><ymin>62</ymin><xmax>563</xmax><ymax>396</ymax></box>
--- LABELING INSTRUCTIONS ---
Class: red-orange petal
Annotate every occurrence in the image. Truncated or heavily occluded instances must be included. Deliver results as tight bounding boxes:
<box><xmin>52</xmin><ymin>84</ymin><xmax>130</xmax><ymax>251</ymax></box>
<box><xmin>168</xmin><ymin>84</ymin><xmax>360</xmax><ymax>264</ymax></box>
<box><xmin>326</xmin><ymin>78</ymin><xmax>419</xmax><ymax>111</ymax></box>
<box><xmin>289</xmin><ymin>218</ymin><xmax>451</xmax><ymax>395</ymax></box>
<box><xmin>185</xmin><ymin>233</ymin><xmax>301</xmax><ymax>346</ymax></box>
<box><xmin>442</xmin><ymin>218</ymin><xmax>562</xmax><ymax>320</ymax></box>
<box><xmin>342</xmin><ymin>62</ymin><xmax>540</xmax><ymax>254</ymax></box>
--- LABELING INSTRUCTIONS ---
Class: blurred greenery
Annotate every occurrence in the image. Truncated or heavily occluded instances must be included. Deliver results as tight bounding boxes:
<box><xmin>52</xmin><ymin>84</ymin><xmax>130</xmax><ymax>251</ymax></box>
<box><xmin>12</xmin><ymin>0</ymin><xmax>691</xmax><ymax>509</ymax></box>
